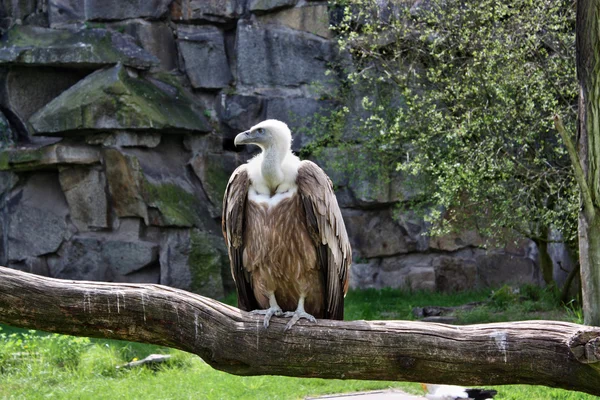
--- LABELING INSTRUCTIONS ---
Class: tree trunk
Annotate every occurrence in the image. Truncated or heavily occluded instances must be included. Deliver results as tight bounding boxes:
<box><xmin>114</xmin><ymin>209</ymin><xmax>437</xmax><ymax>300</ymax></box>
<box><xmin>534</xmin><ymin>226</ymin><xmax>554</xmax><ymax>286</ymax></box>
<box><xmin>577</xmin><ymin>0</ymin><xmax>600</xmax><ymax>326</ymax></box>
<box><xmin>0</xmin><ymin>267</ymin><xmax>599</xmax><ymax>396</ymax></box>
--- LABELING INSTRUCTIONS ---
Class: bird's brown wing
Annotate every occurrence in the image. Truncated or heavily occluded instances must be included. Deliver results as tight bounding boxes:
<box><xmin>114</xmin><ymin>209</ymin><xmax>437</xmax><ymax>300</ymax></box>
<box><xmin>296</xmin><ymin>160</ymin><xmax>351</xmax><ymax>320</ymax></box>
<box><xmin>222</xmin><ymin>165</ymin><xmax>258</xmax><ymax>311</ymax></box>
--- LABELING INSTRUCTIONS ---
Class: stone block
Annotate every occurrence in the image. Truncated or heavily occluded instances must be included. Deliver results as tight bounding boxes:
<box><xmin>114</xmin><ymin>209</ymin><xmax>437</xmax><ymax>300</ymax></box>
<box><xmin>103</xmin><ymin>149</ymin><xmax>148</xmax><ymax>222</ymax></box>
<box><xmin>159</xmin><ymin>228</ymin><xmax>225</xmax><ymax>298</ymax></box>
<box><xmin>257</xmin><ymin>4</ymin><xmax>331</xmax><ymax>38</ymax></box>
<box><xmin>0</xmin><ymin>143</ymin><xmax>101</xmax><ymax>171</ymax></box>
<box><xmin>170</xmin><ymin>0</ymin><xmax>244</xmax><ymax>23</ymax></box>
<box><xmin>8</xmin><ymin>255</ymin><xmax>49</xmax><ymax>276</ymax></box>
<box><xmin>0</xmin><ymin>26</ymin><xmax>159</xmax><ymax>69</ymax></box>
<box><xmin>48</xmin><ymin>0</ymin><xmax>84</xmax><ymax>27</ymax></box>
<box><xmin>87</xmin><ymin>131</ymin><xmax>162</xmax><ymax>148</ymax></box>
<box><xmin>177</xmin><ymin>25</ymin><xmax>232</xmax><ymax>89</ymax></box>
<box><xmin>430</xmin><ymin>229</ymin><xmax>483</xmax><ymax>252</ymax></box>
<box><xmin>7</xmin><ymin>172</ymin><xmax>69</xmax><ymax>261</ymax></box>
<box><xmin>476</xmin><ymin>253</ymin><xmax>541</xmax><ymax>287</ymax></box>
<box><xmin>236</xmin><ymin>20</ymin><xmax>336</xmax><ymax>88</ymax></box>
<box><xmin>434</xmin><ymin>256</ymin><xmax>477</xmax><ymax>292</ymax></box>
<box><xmin>342</xmin><ymin>208</ymin><xmax>417</xmax><ymax>258</ymax></box>
<box><xmin>266</xmin><ymin>96</ymin><xmax>335</xmax><ymax>151</ymax></box>
<box><xmin>109</xmin><ymin>20</ymin><xmax>178</xmax><ymax>71</ymax></box>
<box><xmin>249</xmin><ymin>0</ymin><xmax>298</xmax><ymax>13</ymax></box>
<box><xmin>59</xmin><ymin>166</ymin><xmax>108</xmax><ymax>231</ymax></box>
<box><xmin>84</xmin><ymin>0</ymin><xmax>172</xmax><ymax>21</ymax></box>
<box><xmin>190</xmin><ymin>151</ymin><xmax>237</xmax><ymax>212</ymax></box>
<box><xmin>49</xmin><ymin>235</ymin><xmax>159</xmax><ymax>281</ymax></box>
<box><xmin>29</xmin><ymin>64</ymin><xmax>211</xmax><ymax>135</ymax></box>
<box><xmin>0</xmin><ymin>67</ymin><xmax>89</xmax><ymax>133</ymax></box>
<box><xmin>216</xmin><ymin>93</ymin><xmax>266</xmax><ymax>139</ymax></box>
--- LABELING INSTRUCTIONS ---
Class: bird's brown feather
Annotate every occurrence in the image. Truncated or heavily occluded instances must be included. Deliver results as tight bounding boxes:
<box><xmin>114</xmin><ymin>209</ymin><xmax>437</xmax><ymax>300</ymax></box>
<box><xmin>222</xmin><ymin>160</ymin><xmax>351</xmax><ymax>320</ymax></box>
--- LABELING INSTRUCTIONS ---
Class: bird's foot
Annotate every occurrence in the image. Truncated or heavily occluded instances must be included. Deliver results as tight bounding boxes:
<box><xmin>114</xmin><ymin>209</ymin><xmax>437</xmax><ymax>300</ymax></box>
<box><xmin>251</xmin><ymin>306</ymin><xmax>283</xmax><ymax>328</ymax></box>
<box><xmin>282</xmin><ymin>310</ymin><xmax>317</xmax><ymax>331</ymax></box>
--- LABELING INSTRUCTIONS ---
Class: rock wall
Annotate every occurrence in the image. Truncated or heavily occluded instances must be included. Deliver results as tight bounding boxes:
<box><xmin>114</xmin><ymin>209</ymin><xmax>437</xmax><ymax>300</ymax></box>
<box><xmin>0</xmin><ymin>0</ymin><xmax>553</xmax><ymax>298</ymax></box>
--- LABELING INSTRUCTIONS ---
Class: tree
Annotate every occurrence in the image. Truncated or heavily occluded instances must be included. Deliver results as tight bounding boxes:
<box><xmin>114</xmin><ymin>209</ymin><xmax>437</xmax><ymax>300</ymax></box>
<box><xmin>555</xmin><ymin>0</ymin><xmax>600</xmax><ymax>326</ymax></box>
<box><xmin>328</xmin><ymin>0</ymin><xmax>578</xmax><ymax>287</ymax></box>
<box><xmin>0</xmin><ymin>266</ymin><xmax>600</xmax><ymax>395</ymax></box>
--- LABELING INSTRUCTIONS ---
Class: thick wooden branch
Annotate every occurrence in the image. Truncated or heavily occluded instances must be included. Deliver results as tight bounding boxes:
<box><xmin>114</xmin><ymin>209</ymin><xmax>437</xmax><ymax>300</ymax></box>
<box><xmin>0</xmin><ymin>266</ymin><xmax>599</xmax><ymax>395</ymax></box>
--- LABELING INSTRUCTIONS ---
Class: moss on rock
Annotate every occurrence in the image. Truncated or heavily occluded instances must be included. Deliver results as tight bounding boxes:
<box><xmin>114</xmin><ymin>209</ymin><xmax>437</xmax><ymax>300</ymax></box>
<box><xmin>29</xmin><ymin>64</ymin><xmax>211</xmax><ymax>135</ymax></box>
<box><xmin>143</xmin><ymin>180</ymin><xmax>203</xmax><ymax>227</ymax></box>
<box><xmin>0</xmin><ymin>25</ymin><xmax>159</xmax><ymax>69</ymax></box>
<box><xmin>0</xmin><ymin>144</ymin><xmax>101</xmax><ymax>171</ymax></box>
<box><xmin>189</xmin><ymin>229</ymin><xmax>225</xmax><ymax>298</ymax></box>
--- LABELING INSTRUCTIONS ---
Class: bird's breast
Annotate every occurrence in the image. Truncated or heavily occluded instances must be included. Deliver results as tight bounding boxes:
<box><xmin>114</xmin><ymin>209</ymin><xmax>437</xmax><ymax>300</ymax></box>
<box><xmin>248</xmin><ymin>186</ymin><xmax>298</xmax><ymax>208</ymax></box>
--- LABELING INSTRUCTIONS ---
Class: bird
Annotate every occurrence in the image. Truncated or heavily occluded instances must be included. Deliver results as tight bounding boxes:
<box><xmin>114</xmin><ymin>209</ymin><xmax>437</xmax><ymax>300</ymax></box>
<box><xmin>421</xmin><ymin>384</ymin><xmax>498</xmax><ymax>400</ymax></box>
<box><xmin>222</xmin><ymin>119</ymin><xmax>351</xmax><ymax>330</ymax></box>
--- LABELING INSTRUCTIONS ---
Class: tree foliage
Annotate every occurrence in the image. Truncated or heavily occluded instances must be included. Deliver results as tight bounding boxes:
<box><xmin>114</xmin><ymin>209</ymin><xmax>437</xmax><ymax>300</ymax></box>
<box><xmin>330</xmin><ymin>0</ymin><xmax>578</xmax><ymax>246</ymax></box>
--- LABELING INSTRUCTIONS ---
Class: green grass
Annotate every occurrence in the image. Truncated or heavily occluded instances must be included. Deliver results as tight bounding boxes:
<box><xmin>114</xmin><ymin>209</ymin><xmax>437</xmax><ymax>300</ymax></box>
<box><xmin>0</xmin><ymin>286</ymin><xmax>595</xmax><ymax>400</ymax></box>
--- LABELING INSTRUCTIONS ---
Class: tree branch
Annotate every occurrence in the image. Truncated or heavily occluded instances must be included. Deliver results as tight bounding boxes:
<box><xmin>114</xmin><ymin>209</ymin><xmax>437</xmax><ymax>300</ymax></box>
<box><xmin>554</xmin><ymin>114</ymin><xmax>595</xmax><ymax>220</ymax></box>
<box><xmin>0</xmin><ymin>266</ymin><xmax>599</xmax><ymax>395</ymax></box>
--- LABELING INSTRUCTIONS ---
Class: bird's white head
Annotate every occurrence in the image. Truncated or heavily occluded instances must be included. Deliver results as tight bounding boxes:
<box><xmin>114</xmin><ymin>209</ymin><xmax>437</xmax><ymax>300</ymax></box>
<box><xmin>234</xmin><ymin>119</ymin><xmax>292</xmax><ymax>154</ymax></box>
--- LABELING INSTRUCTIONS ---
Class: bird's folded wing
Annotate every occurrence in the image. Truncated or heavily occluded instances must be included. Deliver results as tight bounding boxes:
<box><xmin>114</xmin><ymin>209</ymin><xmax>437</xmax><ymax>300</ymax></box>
<box><xmin>296</xmin><ymin>160</ymin><xmax>351</xmax><ymax>320</ymax></box>
<box><xmin>222</xmin><ymin>165</ymin><xmax>258</xmax><ymax>311</ymax></box>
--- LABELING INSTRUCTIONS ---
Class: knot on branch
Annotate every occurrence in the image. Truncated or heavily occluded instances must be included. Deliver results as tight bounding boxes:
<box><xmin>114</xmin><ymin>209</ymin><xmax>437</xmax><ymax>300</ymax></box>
<box><xmin>569</xmin><ymin>330</ymin><xmax>600</xmax><ymax>364</ymax></box>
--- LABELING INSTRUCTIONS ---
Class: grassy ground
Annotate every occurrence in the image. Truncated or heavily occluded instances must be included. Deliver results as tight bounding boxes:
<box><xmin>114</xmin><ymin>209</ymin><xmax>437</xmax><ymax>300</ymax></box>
<box><xmin>0</xmin><ymin>285</ymin><xmax>594</xmax><ymax>399</ymax></box>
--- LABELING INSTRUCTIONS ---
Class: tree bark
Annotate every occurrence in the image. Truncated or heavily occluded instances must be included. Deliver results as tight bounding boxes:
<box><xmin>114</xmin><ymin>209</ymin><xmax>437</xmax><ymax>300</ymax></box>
<box><xmin>576</xmin><ymin>0</ymin><xmax>600</xmax><ymax>326</ymax></box>
<box><xmin>0</xmin><ymin>267</ymin><xmax>599</xmax><ymax>395</ymax></box>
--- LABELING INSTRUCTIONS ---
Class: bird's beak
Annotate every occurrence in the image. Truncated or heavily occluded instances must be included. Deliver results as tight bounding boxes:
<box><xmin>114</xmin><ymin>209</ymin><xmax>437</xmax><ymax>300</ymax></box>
<box><xmin>234</xmin><ymin>130</ymin><xmax>251</xmax><ymax>147</ymax></box>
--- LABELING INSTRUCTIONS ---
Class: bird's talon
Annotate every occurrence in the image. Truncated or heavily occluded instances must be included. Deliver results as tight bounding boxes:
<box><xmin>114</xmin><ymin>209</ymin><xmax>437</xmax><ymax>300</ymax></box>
<box><xmin>250</xmin><ymin>306</ymin><xmax>283</xmax><ymax>328</ymax></box>
<box><xmin>284</xmin><ymin>311</ymin><xmax>317</xmax><ymax>331</ymax></box>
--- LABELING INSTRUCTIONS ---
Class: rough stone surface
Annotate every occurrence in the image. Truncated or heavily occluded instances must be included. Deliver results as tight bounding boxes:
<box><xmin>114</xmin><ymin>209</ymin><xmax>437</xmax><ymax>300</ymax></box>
<box><xmin>110</xmin><ymin>20</ymin><xmax>178</xmax><ymax>71</ymax></box>
<box><xmin>0</xmin><ymin>143</ymin><xmax>101</xmax><ymax>171</ymax></box>
<box><xmin>48</xmin><ymin>0</ymin><xmax>84</xmax><ymax>27</ymax></box>
<box><xmin>85</xmin><ymin>0</ymin><xmax>172</xmax><ymax>21</ymax></box>
<box><xmin>217</xmin><ymin>93</ymin><xmax>266</xmax><ymax>139</ymax></box>
<box><xmin>350</xmin><ymin>254</ymin><xmax>438</xmax><ymax>291</ymax></box>
<box><xmin>159</xmin><ymin>229</ymin><xmax>191</xmax><ymax>288</ymax></box>
<box><xmin>0</xmin><ymin>110</ymin><xmax>14</xmax><ymax>146</ymax></box>
<box><xmin>177</xmin><ymin>25</ymin><xmax>232</xmax><ymax>89</ymax></box>
<box><xmin>0</xmin><ymin>67</ymin><xmax>90</xmax><ymax>128</ymax></box>
<box><xmin>189</xmin><ymin>230</ymin><xmax>226</xmax><ymax>298</ymax></box>
<box><xmin>130</xmin><ymin>137</ymin><xmax>220</xmax><ymax>225</ymax></box>
<box><xmin>266</xmin><ymin>96</ymin><xmax>334</xmax><ymax>151</ymax></box>
<box><xmin>249</xmin><ymin>0</ymin><xmax>298</xmax><ymax>13</ymax></box>
<box><xmin>343</xmin><ymin>208</ymin><xmax>417</xmax><ymax>258</ymax></box>
<box><xmin>257</xmin><ymin>4</ymin><xmax>331</xmax><ymax>38</ymax></box>
<box><xmin>547</xmin><ymin>229</ymin><xmax>576</xmax><ymax>288</ymax></box>
<box><xmin>170</xmin><ymin>0</ymin><xmax>244</xmax><ymax>23</ymax></box>
<box><xmin>103</xmin><ymin>149</ymin><xmax>148</xmax><ymax>222</ymax></box>
<box><xmin>0</xmin><ymin>26</ymin><xmax>159</xmax><ymax>69</ymax></box>
<box><xmin>7</xmin><ymin>173</ymin><xmax>69</xmax><ymax>261</ymax></box>
<box><xmin>8</xmin><ymin>256</ymin><xmax>49</xmax><ymax>276</ymax></box>
<box><xmin>59</xmin><ymin>166</ymin><xmax>108</xmax><ymax>231</ymax></box>
<box><xmin>2</xmin><ymin>0</ymin><xmax>37</xmax><ymax>22</ymax></box>
<box><xmin>190</xmin><ymin>151</ymin><xmax>237</xmax><ymax>211</ymax></box>
<box><xmin>236</xmin><ymin>20</ymin><xmax>335</xmax><ymax>87</ymax></box>
<box><xmin>430</xmin><ymin>230</ymin><xmax>483</xmax><ymax>252</ymax></box>
<box><xmin>160</xmin><ymin>228</ymin><xmax>225</xmax><ymax>298</ymax></box>
<box><xmin>86</xmin><ymin>131</ymin><xmax>162</xmax><ymax>148</ymax></box>
<box><xmin>50</xmin><ymin>236</ymin><xmax>159</xmax><ymax>281</ymax></box>
<box><xmin>30</xmin><ymin>64</ymin><xmax>211</xmax><ymax>135</ymax></box>
<box><xmin>434</xmin><ymin>257</ymin><xmax>477</xmax><ymax>292</ymax></box>
<box><xmin>476</xmin><ymin>253</ymin><xmax>541</xmax><ymax>287</ymax></box>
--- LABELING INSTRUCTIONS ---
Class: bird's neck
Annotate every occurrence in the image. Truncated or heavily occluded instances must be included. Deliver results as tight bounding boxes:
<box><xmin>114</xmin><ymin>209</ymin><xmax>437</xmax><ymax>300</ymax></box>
<box><xmin>261</xmin><ymin>146</ymin><xmax>286</xmax><ymax>195</ymax></box>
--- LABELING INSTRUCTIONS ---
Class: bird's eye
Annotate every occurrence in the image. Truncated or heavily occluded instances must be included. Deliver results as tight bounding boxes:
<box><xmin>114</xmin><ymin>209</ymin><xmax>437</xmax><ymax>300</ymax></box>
<box><xmin>257</xmin><ymin>128</ymin><xmax>264</xmax><ymax>134</ymax></box>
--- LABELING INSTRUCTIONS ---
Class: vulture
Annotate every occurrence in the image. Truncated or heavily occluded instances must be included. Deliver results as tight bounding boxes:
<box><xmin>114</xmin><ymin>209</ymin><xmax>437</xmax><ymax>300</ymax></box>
<box><xmin>222</xmin><ymin>119</ymin><xmax>351</xmax><ymax>330</ymax></box>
